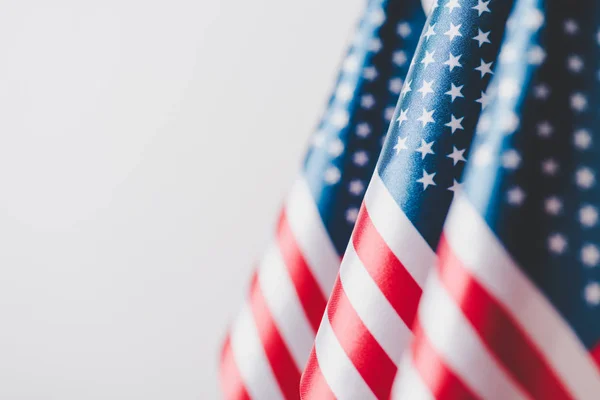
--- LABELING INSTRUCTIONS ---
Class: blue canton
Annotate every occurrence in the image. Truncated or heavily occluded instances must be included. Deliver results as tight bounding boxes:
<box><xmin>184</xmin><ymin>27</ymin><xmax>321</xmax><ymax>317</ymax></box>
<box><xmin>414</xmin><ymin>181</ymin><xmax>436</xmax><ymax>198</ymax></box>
<box><xmin>377</xmin><ymin>0</ymin><xmax>515</xmax><ymax>250</ymax></box>
<box><xmin>303</xmin><ymin>0</ymin><xmax>426</xmax><ymax>255</ymax></box>
<box><xmin>465</xmin><ymin>0</ymin><xmax>600</xmax><ymax>350</ymax></box>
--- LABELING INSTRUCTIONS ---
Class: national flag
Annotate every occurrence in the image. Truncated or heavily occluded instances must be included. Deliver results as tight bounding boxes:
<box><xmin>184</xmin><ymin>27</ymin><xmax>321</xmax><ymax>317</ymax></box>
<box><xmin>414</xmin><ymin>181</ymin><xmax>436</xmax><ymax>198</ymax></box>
<box><xmin>393</xmin><ymin>0</ymin><xmax>600</xmax><ymax>398</ymax></box>
<box><xmin>219</xmin><ymin>1</ymin><xmax>426</xmax><ymax>398</ymax></box>
<box><xmin>300</xmin><ymin>0</ymin><xmax>517</xmax><ymax>398</ymax></box>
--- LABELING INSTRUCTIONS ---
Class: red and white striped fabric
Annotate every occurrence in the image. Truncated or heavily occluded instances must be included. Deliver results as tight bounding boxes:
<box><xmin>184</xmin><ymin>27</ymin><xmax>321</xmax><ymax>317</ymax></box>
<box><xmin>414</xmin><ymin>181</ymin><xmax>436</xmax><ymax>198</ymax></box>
<box><xmin>391</xmin><ymin>195</ymin><xmax>600</xmax><ymax>400</ymax></box>
<box><xmin>220</xmin><ymin>177</ymin><xmax>339</xmax><ymax>400</ymax></box>
<box><xmin>300</xmin><ymin>173</ymin><xmax>436</xmax><ymax>399</ymax></box>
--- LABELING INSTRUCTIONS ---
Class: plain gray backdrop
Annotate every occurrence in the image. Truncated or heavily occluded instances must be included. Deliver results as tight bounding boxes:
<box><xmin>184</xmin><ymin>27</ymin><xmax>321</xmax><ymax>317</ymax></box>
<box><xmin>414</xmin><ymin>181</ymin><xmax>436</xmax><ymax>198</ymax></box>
<box><xmin>0</xmin><ymin>0</ymin><xmax>363</xmax><ymax>398</ymax></box>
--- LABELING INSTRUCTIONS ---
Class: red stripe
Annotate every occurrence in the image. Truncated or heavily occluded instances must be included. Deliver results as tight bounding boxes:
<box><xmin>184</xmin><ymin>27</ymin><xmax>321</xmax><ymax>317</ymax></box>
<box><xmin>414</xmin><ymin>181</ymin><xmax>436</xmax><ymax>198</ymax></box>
<box><xmin>411</xmin><ymin>320</ymin><xmax>481</xmax><ymax>400</ymax></box>
<box><xmin>437</xmin><ymin>235</ymin><xmax>573</xmax><ymax>400</ymax></box>
<box><xmin>277</xmin><ymin>210</ymin><xmax>328</xmax><ymax>333</ymax></box>
<box><xmin>327</xmin><ymin>277</ymin><xmax>397</xmax><ymax>399</ymax></box>
<box><xmin>299</xmin><ymin>347</ymin><xmax>337</xmax><ymax>400</ymax></box>
<box><xmin>248</xmin><ymin>272</ymin><xmax>301</xmax><ymax>399</ymax></box>
<box><xmin>591</xmin><ymin>342</ymin><xmax>600</xmax><ymax>371</ymax></box>
<box><xmin>220</xmin><ymin>335</ymin><xmax>251</xmax><ymax>400</ymax></box>
<box><xmin>352</xmin><ymin>205</ymin><xmax>422</xmax><ymax>329</ymax></box>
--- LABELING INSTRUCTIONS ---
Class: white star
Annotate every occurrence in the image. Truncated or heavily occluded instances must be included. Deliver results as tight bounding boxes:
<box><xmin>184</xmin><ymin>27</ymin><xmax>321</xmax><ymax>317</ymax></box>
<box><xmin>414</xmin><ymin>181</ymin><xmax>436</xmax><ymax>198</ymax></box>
<box><xmin>368</xmin><ymin>38</ymin><xmax>382</xmax><ymax>52</ymax></box>
<box><xmin>415</xmin><ymin>139</ymin><xmax>435</xmax><ymax>160</ymax></box>
<box><xmin>499</xmin><ymin>78</ymin><xmax>519</xmax><ymax>99</ymax></box>
<box><xmin>534</xmin><ymin>83</ymin><xmax>550</xmax><ymax>99</ymax></box>
<box><xmin>445</xmin><ymin>114</ymin><xmax>464</xmax><ymax>133</ymax></box>
<box><xmin>447</xmin><ymin>146</ymin><xmax>466</xmax><ymax>165</ymax></box>
<box><xmin>444</xmin><ymin>52</ymin><xmax>462</xmax><ymax>71</ymax></box>
<box><xmin>499</xmin><ymin>44</ymin><xmax>518</xmax><ymax>63</ymax></box>
<box><xmin>574</xmin><ymin>129</ymin><xmax>592</xmax><ymax>150</ymax></box>
<box><xmin>502</xmin><ymin>112</ymin><xmax>520</xmax><ymax>133</ymax></box>
<box><xmin>528</xmin><ymin>46</ymin><xmax>546</xmax><ymax>65</ymax></box>
<box><xmin>501</xmin><ymin>149</ymin><xmax>521</xmax><ymax>169</ymax></box>
<box><xmin>571</xmin><ymin>93</ymin><xmax>587</xmax><ymax>112</ymax></box>
<box><xmin>368</xmin><ymin>8</ymin><xmax>386</xmax><ymax>26</ymax></box>
<box><xmin>330</xmin><ymin>109</ymin><xmax>349</xmax><ymax>128</ymax></box>
<box><xmin>397</xmin><ymin>108</ymin><xmax>409</xmax><ymax>126</ymax></box>
<box><xmin>473</xmin><ymin>145</ymin><xmax>493</xmax><ymax>167</ymax></box>
<box><xmin>363</xmin><ymin>66</ymin><xmax>378</xmax><ymax>81</ymax></box>
<box><xmin>507</xmin><ymin>186</ymin><xmax>526</xmax><ymax>205</ymax></box>
<box><xmin>345</xmin><ymin>207</ymin><xmax>359</xmax><ymax>224</ymax></box>
<box><xmin>393</xmin><ymin>50</ymin><xmax>408</xmax><ymax>66</ymax></box>
<box><xmin>335</xmin><ymin>83</ymin><xmax>354</xmax><ymax>102</ymax></box>
<box><xmin>525</xmin><ymin>8</ymin><xmax>545</xmax><ymax>29</ymax></box>
<box><xmin>585</xmin><ymin>282</ymin><xmax>600</xmax><ymax>306</ymax></box>
<box><xmin>397</xmin><ymin>22</ymin><xmax>412</xmax><ymax>38</ymax></box>
<box><xmin>401</xmin><ymin>79</ymin><xmax>412</xmax><ymax>98</ymax></box>
<box><xmin>445</xmin><ymin>0</ymin><xmax>461</xmax><ymax>13</ymax></box>
<box><xmin>568</xmin><ymin>55</ymin><xmax>584</xmax><ymax>73</ymax></box>
<box><xmin>356</xmin><ymin>123</ymin><xmax>371</xmax><ymax>138</ymax></box>
<box><xmin>348</xmin><ymin>180</ymin><xmax>365</xmax><ymax>196</ymax></box>
<box><xmin>537</xmin><ymin>121</ymin><xmax>553</xmax><ymax>137</ymax></box>
<box><xmin>585</xmin><ymin>277</ymin><xmax>600</xmax><ymax>304</ymax></box>
<box><xmin>542</xmin><ymin>158</ymin><xmax>559</xmax><ymax>176</ymax></box>
<box><xmin>580</xmin><ymin>205</ymin><xmax>598</xmax><ymax>227</ymax></box>
<box><xmin>445</xmin><ymin>83</ymin><xmax>464</xmax><ymax>102</ymax></box>
<box><xmin>311</xmin><ymin>130</ymin><xmax>326</xmax><ymax>147</ymax></box>
<box><xmin>472</xmin><ymin>0</ymin><xmax>490</xmax><ymax>16</ymax></box>
<box><xmin>417</xmin><ymin>79</ymin><xmax>435</xmax><ymax>98</ymax></box>
<box><xmin>448</xmin><ymin>179</ymin><xmax>462</xmax><ymax>192</ymax></box>
<box><xmin>384</xmin><ymin>106</ymin><xmax>395</xmax><ymax>121</ymax></box>
<box><xmin>444</xmin><ymin>23</ymin><xmax>463</xmax><ymax>41</ymax></box>
<box><xmin>389</xmin><ymin>78</ymin><xmax>403</xmax><ymax>94</ymax></box>
<box><xmin>548</xmin><ymin>233</ymin><xmax>568</xmax><ymax>254</ymax></box>
<box><xmin>417</xmin><ymin>169</ymin><xmax>436</xmax><ymax>190</ymax></box>
<box><xmin>394</xmin><ymin>136</ymin><xmax>409</xmax><ymax>153</ymax></box>
<box><xmin>353</xmin><ymin>151</ymin><xmax>369</xmax><ymax>166</ymax></box>
<box><xmin>361</xmin><ymin>94</ymin><xmax>376</xmax><ymax>109</ymax></box>
<box><xmin>423</xmin><ymin>23</ymin><xmax>436</xmax><ymax>40</ymax></box>
<box><xmin>582</xmin><ymin>244</ymin><xmax>600</xmax><ymax>267</ymax></box>
<box><xmin>576</xmin><ymin>167</ymin><xmax>595</xmax><ymax>189</ymax></box>
<box><xmin>327</xmin><ymin>138</ymin><xmax>344</xmax><ymax>157</ymax></box>
<box><xmin>342</xmin><ymin>55</ymin><xmax>359</xmax><ymax>73</ymax></box>
<box><xmin>476</xmin><ymin>90</ymin><xmax>490</xmax><ymax>109</ymax></box>
<box><xmin>421</xmin><ymin>50</ymin><xmax>436</xmax><ymax>69</ymax></box>
<box><xmin>564</xmin><ymin>19</ymin><xmax>579</xmax><ymax>35</ymax></box>
<box><xmin>324</xmin><ymin>166</ymin><xmax>341</xmax><ymax>184</ymax></box>
<box><xmin>545</xmin><ymin>196</ymin><xmax>562</xmax><ymax>215</ymax></box>
<box><xmin>473</xmin><ymin>29</ymin><xmax>491</xmax><ymax>47</ymax></box>
<box><xmin>417</xmin><ymin>108</ymin><xmax>435</xmax><ymax>127</ymax></box>
<box><xmin>475</xmin><ymin>59</ymin><xmax>494</xmax><ymax>77</ymax></box>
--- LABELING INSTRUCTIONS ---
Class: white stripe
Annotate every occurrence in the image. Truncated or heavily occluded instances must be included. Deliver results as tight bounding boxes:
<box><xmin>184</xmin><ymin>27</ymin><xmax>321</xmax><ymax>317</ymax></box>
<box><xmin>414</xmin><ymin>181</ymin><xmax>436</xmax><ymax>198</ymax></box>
<box><xmin>314</xmin><ymin>310</ymin><xmax>376</xmax><ymax>400</ymax></box>
<box><xmin>418</xmin><ymin>269</ymin><xmax>529</xmax><ymax>400</ymax></box>
<box><xmin>365</xmin><ymin>172</ymin><xmax>436</xmax><ymax>288</ymax></box>
<box><xmin>392</xmin><ymin>351</ymin><xmax>434</xmax><ymax>400</ymax></box>
<box><xmin>258</xmin><ymin>242</ymin><xmax>314</xmax><ymax>370</ymax></box>
<box><xmin>446</xmin><ymin>194</ymin><xmax>600</xmax><ymax>400</ymax></box>
<box><xmin>286</xmin><ymin>177</ymin><xmax>339</xmax><ymax>296</ymax></box>
<box><xmin>339</xmin><ymin>241</ymin><xmax>413</xmax><ymax>364</ymax></box>
<box><xmin>229</xmin><ymin>303</ymin><xmax>284</xmax><ymax>400</ymax></box>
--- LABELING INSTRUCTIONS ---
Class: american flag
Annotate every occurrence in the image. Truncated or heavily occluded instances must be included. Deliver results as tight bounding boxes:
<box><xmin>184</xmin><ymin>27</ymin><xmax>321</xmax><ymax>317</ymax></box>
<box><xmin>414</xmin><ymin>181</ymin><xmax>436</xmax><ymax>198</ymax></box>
<box><xmin>300</xmin><ymin>0</ymin><xmax>514</xmax><ymax>398</ymax></box>
<box><xmin>393</xmin><ymin>0</ymin><xmax>600</xmax><ymax>398</ymax></box>
<box><xmin>219</xmin><ymin>1</ymin><xmax>425</xmax><ymax>398</ymax></box>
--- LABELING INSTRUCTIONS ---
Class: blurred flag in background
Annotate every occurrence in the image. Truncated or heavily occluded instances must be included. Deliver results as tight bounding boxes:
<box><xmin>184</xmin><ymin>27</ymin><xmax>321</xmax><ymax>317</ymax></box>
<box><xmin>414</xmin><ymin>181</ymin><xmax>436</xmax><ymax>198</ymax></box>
<box><xmin>393</xmin><ymin>0</ymin><xmax>600</xmax><ymax>398</ymax></box>
<box><xmin>219</xmin><ymin>0</ymin><xmax>425</xmax><ymax>398</ymax></box>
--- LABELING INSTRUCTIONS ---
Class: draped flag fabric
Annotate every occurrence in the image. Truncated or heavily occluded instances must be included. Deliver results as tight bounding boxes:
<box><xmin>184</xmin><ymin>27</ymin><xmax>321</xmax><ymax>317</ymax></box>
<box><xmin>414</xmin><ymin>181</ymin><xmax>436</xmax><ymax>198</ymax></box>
<box><xmin>219</xmin><ymin>1</ymin><xmax>425</xmax><ymax>398</ymax></box>
<box><xmin>393</xmin><ymin>0</ymin><xmax>600</xmax><ymax>398</ymax></box>
<box><xmin>221</xmin><ymin>0</ymin><xmax>600</xmax><ymax>398</ymax></box>
<box><xmin>300</xmin><ymin>0</ymin><xmax>515</xmax><ymax>398</ymax></box>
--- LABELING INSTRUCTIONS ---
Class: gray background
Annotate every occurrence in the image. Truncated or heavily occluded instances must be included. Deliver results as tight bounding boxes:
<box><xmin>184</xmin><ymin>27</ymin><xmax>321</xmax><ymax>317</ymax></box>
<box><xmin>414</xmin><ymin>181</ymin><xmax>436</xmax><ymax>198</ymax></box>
<box><xmin>0</xmin><ymin>0</ymin><xmax>363</xmax><ymax>398</ymax></box>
